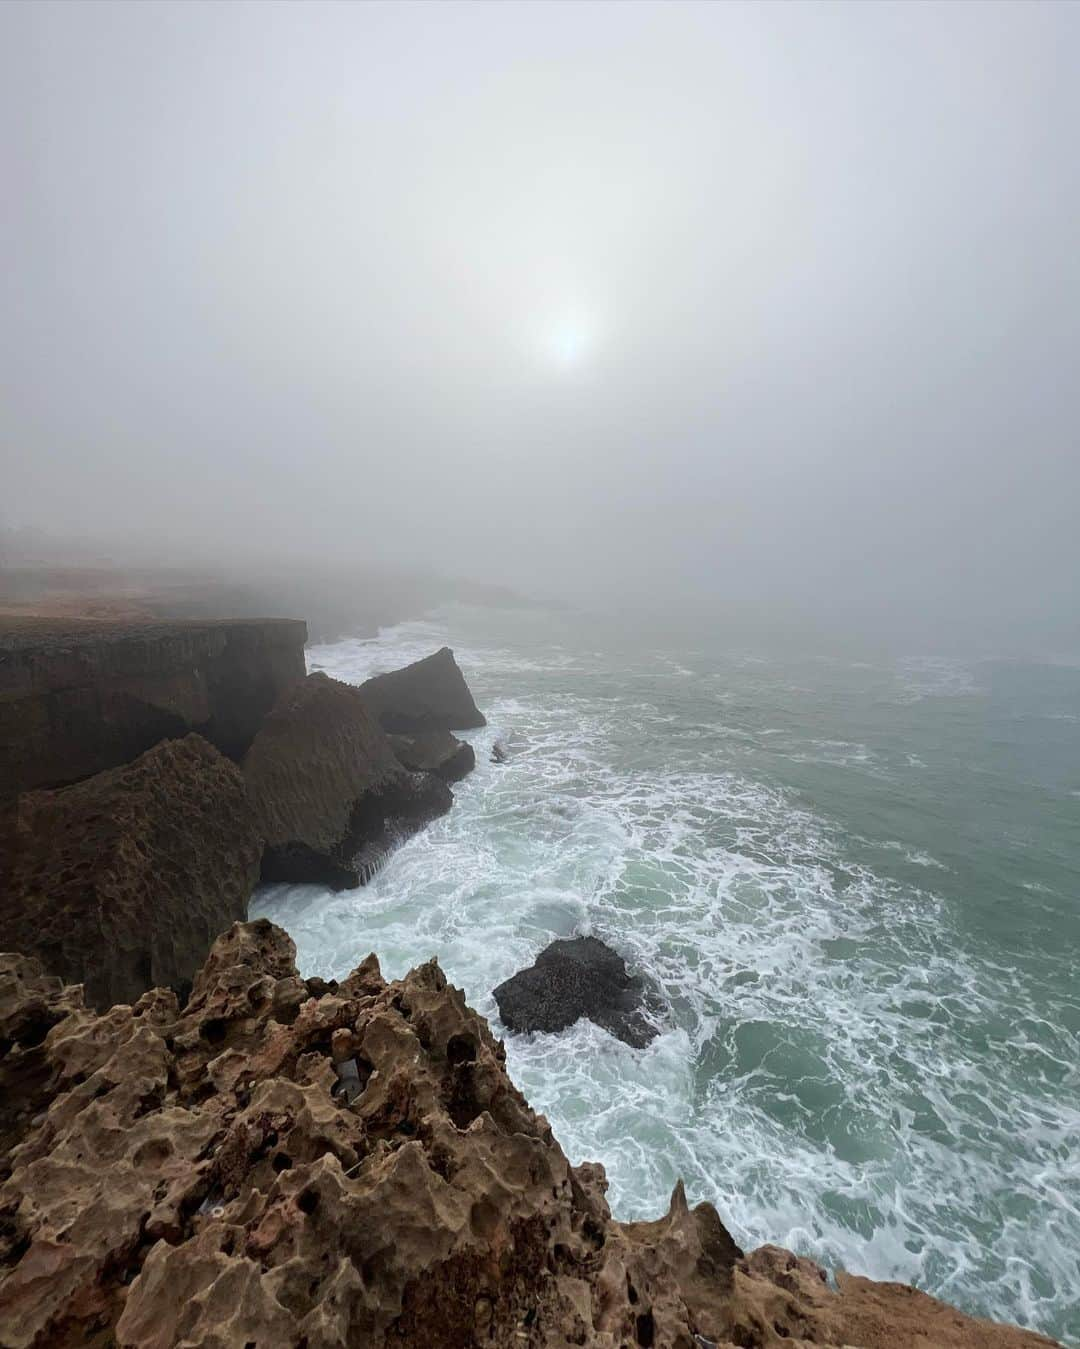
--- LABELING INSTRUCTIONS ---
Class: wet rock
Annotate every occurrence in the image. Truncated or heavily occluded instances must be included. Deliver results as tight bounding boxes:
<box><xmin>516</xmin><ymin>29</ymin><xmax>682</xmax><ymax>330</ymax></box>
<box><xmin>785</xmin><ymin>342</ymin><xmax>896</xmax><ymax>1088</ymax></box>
<box><xmin>490</xmin><ymin>738</ymin><xmax>510</xmax><ymax>764</ymax></box>
<box><xmin>243</xmin><ymin>672</ymin><xmax>452</xmax><ymax>889</ymax></box>
<box><xmin>0</xmin><ymin>921</ymin><xmax>1061</xmax><ymax>1349</ymax></box>
<box><xmin>359</xmin><ymin>646</ymin><xmax>485</xmax><ymax>733</ymax></box>
<box><xmin>388</xmin><ymin>730</ymin><xmax>476</xmax><ymax>783</ymax></box>
<box><xmin>493</xmin><ymin>936</ymin><xmax>664</xmax><ymax>1048</ymax></box>
<box><xmin>0</xmin><ymin>734</ymin><xmax>261</xmax><ymax>1011</ymax></box>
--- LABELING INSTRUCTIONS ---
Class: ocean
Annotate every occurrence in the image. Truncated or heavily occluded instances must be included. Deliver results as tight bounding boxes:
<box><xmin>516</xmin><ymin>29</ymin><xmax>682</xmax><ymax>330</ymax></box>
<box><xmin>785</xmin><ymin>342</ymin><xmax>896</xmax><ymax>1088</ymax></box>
<box><xmin>251</xmin><ymin>604</ymin><xmax>1080</xmax><ymax>1345</ymax></box>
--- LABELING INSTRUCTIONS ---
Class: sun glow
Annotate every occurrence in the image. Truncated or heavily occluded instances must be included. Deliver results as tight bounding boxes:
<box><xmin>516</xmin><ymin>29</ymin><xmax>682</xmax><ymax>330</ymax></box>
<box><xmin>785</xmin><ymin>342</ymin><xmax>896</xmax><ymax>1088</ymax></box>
<box><xmin>537</xmin><ymin>312</ymin><xmax>596</xmax><ymax>368</ymax></box>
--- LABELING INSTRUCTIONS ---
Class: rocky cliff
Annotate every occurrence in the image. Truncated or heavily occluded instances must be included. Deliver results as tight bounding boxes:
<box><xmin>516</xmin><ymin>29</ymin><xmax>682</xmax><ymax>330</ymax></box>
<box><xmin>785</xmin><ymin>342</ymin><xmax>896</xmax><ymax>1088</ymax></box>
<box><xmin>243</xmin><ymin>673</ymin><xmax>453</xmax><ymax>888</ymax></box>
<box><xmin>0</xmin><ymin>922</ymin><xmax>1060</xmax><ymax>1349</ymax></box>
<box><xmin>1</xmin><ymin>735</ymin><xmax>262</xmax><ymax>1010</ymax></box>
<box><xmin>0</xmin><ymin>616</ymin><xmax>307</xmax><ymax>797</ymax></box>
<box><xmin>360</xmin><ymin>646</ymin><xmax>487</xmax><ymax>733</ymax></box>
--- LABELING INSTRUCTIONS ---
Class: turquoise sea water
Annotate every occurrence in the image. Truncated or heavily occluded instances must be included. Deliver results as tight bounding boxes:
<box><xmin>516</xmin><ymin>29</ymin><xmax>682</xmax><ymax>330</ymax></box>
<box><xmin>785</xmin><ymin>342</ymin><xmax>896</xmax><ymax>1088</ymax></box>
<box><xmin>253</xmin><ymin>605</ymin><xmax>1080</xmax><ymax>1344</ymax></box>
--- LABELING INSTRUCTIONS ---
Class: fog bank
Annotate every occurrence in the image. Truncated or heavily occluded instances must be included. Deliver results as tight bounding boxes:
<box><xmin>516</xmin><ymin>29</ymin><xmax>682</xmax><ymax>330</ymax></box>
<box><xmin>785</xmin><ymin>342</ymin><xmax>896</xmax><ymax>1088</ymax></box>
<box><xmin>3</xmin><ymin>1</ymin><xmax>1078</xmax><ymax>650</ymax></box>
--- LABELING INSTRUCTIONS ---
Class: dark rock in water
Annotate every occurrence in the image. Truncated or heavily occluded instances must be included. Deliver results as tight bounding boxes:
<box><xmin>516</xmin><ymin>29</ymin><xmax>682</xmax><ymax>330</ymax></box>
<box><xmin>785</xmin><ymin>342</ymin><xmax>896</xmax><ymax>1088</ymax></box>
<box><xmin>493</xmin><ymin>936</ymin><xmax>662</xmax><ymax>1048</ymax></box>
<box><xmin>490</xmin><ymin>739</ymin><xmax>510</xmax><ymax>764</ymax></box>
<box><xmin>359</xmin><ymin>646</ymin><xmax>485</xmax><ymax>733</ymax></box>
<box><xmin>243</xmin><ymin>673</ymin><xmax>452</xmax><ymax>889</ymax></box>
<box><xmin>0</xmin><ymin>617</ymin><xmax>307</xmax><ymax>797</ymax></box>
<box><xmin>0</xmin><ymin>734</ymin><xmax>262</xmax><ymax>1011</ymax></box>
<box><xmin>389</xmin><ymin>730</ymin><xmax>475</xmax><ymax>783</ymax></box>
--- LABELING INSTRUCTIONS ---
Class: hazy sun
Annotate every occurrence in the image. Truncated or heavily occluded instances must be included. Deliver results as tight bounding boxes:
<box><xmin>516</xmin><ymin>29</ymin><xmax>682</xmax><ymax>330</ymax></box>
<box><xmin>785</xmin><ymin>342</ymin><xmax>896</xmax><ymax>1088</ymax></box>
<box><xmin>539</xmin><ymin>313</ymin><xmax>595</xmax><ymax>368</ymax></box>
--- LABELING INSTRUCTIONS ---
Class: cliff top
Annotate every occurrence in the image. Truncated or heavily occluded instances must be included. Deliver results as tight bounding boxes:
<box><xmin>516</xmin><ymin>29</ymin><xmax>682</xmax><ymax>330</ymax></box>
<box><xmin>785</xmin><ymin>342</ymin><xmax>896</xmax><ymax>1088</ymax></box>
<box><xmin>0</xmin><ymin>614</ymin><xmax>307</xmax><ymax>654</ymax></box>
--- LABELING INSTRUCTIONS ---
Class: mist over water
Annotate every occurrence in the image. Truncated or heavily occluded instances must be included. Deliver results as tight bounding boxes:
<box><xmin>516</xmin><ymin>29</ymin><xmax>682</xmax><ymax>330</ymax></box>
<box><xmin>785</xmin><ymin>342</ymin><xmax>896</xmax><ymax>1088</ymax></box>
<box><xmin>254</xmin><ymin>605</ymin><xmax>1080</xmax><ymax>1346</ymax></box>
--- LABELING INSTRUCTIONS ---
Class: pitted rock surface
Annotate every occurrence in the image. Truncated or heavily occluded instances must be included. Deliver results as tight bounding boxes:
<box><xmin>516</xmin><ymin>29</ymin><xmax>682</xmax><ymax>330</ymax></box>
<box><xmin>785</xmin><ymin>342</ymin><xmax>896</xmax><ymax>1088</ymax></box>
<box><xmin>0</xmin><ymin>922</ymin><xmax>1060</xmax><ymax>1349</ymax></box>
<box><xmin>1</xmin><ymin>734</ymin><xmax>261</xmax><ymax>1011</ymax></box>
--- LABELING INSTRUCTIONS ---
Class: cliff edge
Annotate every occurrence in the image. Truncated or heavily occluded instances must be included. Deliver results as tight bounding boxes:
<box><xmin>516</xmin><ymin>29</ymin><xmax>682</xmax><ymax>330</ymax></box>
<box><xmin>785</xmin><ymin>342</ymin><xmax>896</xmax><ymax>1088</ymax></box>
<box><xmin>0</xmin><ymin>616</ymin><xmax>307</xmax><ymax>797</ymax></box>
<box><xmin>0</xmin><ymin>922</ymin><xmax>1059</xmax><ymax>1349</ymax></box>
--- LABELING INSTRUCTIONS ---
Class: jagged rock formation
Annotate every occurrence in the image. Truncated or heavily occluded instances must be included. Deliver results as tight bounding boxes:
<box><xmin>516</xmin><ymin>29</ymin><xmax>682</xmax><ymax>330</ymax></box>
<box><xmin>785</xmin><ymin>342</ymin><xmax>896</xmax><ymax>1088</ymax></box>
<box><xmin>0</xmin><ymin>616</ymin><xmax>307</xmax><ymax>797</ymax></box>
<box><xmin>0</xmin><ymin>735</ymin><xmax>262</xmax><ymax>1011</ymax></box>
<box><xmin>360</xmin><ymin>646</ymin><xmax>486</xmax><ymax>733</ymax></box>
<box><xmin>244</xmin><ymin>673</ymin><xmax>452</xmax><ymax>889</ymax></box>
<box><xmin>389</xmin><ymin>730</ymin><xmax>476</xmax><ymax>783</ymax></box>
<box><xmin>494</xmin><ymin>936</ymin><xmax>664</xmax><ymax>1048</ymax></box>
<box><xmin>0</xmin><ymin>921</ymin><xmax>1058</xmax><ymax>1349</ymax></box>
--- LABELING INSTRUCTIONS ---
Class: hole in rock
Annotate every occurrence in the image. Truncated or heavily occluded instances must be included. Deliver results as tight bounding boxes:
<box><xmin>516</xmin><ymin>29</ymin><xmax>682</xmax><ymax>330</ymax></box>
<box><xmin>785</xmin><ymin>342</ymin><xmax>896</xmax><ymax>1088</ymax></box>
<box><xmin>636</xmin><ymin>1311</ymin><xmax>655</xmax><ymax>1347</ymax></box>
<box><xmin>298</xmin><ymin>1189</ymin><xmax>319</xmax><ymax>1216</ymax></box>
<box><xmin>446</xmin><ymin>1033</ymin><xmax>478</xmax><ymax>1066</ymax></box>
<box><xmin>272</xmin><ymin>1152</ymin><xmax>293</xmax><ymax>1172</ymax></box>
<box><xmin>200</xmin><ymin>1018</ymin><xmax>228</xmax><ymax>1046</ymax></box>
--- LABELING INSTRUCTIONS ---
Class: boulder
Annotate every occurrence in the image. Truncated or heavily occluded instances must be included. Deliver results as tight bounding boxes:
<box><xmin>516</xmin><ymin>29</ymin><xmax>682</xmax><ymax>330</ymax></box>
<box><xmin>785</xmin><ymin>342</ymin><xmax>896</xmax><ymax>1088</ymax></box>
<box><xmin>0</xmin><ymin>921</ymin><xmax>1060</xmax><ymax>1349</ymax></box>
<box><xmin>0</xmin><ymin>734</ymin><xmax>262</xmax><ymax>1011</ymax></box>
<box><xmin>0</xmin><ymin>616</ymin><xmax>307</xmax><ymax>797</ymax></box>
<box><xmin>243</xmin><ymin>672</ymin><xmax>452</xmax><ymax>889</ymax></box>
<box><xmin>493</xmin><ymin>936</ymin><xmax>663</xmax><ymax>1048</ymax></box>
<box><xmin>359</xmin><ymin>646</ymin><xmax>485</xmax><ymax>733</ymax></box>
<box><xmin>388</xmin><ymin>730</ymin><xmax>475</xmax><ymax>783</ymax></box>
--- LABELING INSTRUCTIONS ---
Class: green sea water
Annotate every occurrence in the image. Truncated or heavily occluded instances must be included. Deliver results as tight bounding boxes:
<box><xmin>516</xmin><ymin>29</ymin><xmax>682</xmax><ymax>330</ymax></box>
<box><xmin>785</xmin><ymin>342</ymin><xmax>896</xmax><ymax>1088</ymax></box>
<box><xmin>255</xmin><ymin>605</ymin><xmax>1080</xmax><ymax>1344</ymax></box>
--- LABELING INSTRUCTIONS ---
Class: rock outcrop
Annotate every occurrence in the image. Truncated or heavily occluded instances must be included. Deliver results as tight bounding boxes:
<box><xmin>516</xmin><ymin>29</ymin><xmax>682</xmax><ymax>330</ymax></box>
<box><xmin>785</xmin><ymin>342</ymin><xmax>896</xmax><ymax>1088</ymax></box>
<box><xmin>0</xmin><ymin>921</ymin><xmax>1059</xmax><ymax>1349</ymax></box>
<box><xmin>244</xmin><ymin>673</ymin><xmax>452</xmax><ymax>889</ymax></box>
<box><xmin>0</xmin><ymin>735</ymin><xmax>262</xmax><ymax>1011</ymax></box>
<box><xmin>494</xmin><ymin>936</ymin><xmax>663</xmax><ymax>1048</ymax></box>
<box><xmin>389</xmin><ymin>730</ymin><xmax>476</xmax><ymax>783</ymax></box>
<box><xmin>0</xmin><ymin>616</ymin><xmax>307</xmax><ymax>797</ymax></box>
<box><xmin>360</xmin><ymin>646</ymin><xmax>486</xmax><ymax>733</ymax></box>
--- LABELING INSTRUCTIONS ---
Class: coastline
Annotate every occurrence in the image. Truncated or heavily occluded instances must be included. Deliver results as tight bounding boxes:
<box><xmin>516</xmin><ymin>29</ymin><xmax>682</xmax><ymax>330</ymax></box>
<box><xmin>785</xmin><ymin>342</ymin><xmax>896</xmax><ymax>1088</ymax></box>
<box><xmin>0</xmin><ymin>606</ymin><xmax>1071</xmax><ymax>1347</ymax></box>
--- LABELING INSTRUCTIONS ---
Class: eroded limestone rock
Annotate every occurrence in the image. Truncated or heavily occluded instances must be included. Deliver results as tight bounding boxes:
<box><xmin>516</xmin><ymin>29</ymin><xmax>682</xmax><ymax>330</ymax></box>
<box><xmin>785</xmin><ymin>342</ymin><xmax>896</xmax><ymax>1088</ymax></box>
<box><xmin>1</xmin><ymin>735</ymin><xmax>262</xmax><ymax>1011</ymax></box>
<box><xmin>0</xmin><ymin>922</ymin><xmax>1061</xmax><ymax>1349</ymax></box>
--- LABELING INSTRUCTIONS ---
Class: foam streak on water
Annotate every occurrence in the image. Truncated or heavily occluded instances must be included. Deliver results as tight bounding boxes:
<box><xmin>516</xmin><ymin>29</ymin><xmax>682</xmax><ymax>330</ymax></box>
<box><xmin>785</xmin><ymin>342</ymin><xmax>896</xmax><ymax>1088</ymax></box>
<box><xmin>255</xmin><ymin>611</ymin><xmax>1080</xmax><ymax>1345</ymax></box>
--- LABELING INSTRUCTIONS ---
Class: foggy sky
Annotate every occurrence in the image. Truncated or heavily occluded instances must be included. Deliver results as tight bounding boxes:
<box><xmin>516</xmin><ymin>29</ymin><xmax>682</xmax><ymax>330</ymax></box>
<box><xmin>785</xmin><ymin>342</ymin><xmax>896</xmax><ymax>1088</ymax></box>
<box><xmin>3</xmin><ymin>1</ymin><xmax>1078</xmax><ymax>647</ymax></box>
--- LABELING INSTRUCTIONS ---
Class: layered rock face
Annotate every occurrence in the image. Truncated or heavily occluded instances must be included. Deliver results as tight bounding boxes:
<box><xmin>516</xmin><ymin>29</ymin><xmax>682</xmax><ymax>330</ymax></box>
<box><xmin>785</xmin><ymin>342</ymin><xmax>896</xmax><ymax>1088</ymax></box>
<box><xmin>494</xmin><ymin>936</ymin><xmax>663</xmax><ymax>1048</ymax></box>
<box><xmin>0</xmin><ymin>735</ymin><xmax>262</xmax><ymax>1011</ymax></box>
<box><xmin>389</xmin><ymin>729</ymin><xmax>476</xmax><ymax>783</ymax></box>
<box><xmin>244</xmin><ymin>673</ymin><xmax>453</xmax><ymax>888</ymax></box>
<box><xmin>0</xmin><ymin>616</ymin><xmax>307</xmax><ymax>797</ymax></box>
<box><xmin>0</xmin><ymin>921</ymin><xmax>1058</xmax><ymax>1349</ymax></box>
<box><xmin>360</xmin><ymin>646</ymin><xmax>486</xmax><ymax>733</ymax></box>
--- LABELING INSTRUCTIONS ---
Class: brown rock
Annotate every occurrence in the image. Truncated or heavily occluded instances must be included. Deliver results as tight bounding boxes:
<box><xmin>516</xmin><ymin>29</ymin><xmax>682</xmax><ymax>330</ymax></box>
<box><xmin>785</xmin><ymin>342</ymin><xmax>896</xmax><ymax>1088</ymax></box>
<box><xmin>360</xmin><ymin>646</ymin><xmax>486</xmax><ymax>733</ymax></box>
<box><xmin>0</xmin><ymin>734</ymin><xmax>261</xmax><ymax>1011</ymax></box>
<box><xmin>0</xmin><ymin>616</ymin><xmax>307</xmax><ymax>798</ymax></box>
<box><xmin>243</xmin><ymin>673</ymin><xmax>452</xmax><ymax>889</ymax></box>
<box><xmin>0</xmin><ymin>921</ymin><xmax>1061</xmax><ymax>1349</ymax></box>
<box><xmin>388</xmin><ymin>730</ymin><xmax>476</xmax><ymax>783</ymax></box>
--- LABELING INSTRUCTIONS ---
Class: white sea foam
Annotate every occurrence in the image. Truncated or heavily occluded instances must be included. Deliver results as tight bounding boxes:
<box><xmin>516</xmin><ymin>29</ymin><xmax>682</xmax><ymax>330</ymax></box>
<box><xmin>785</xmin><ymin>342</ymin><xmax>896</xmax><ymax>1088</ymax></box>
<box><xmin>252</xmin><ymin>614</ymin><xmax>1079</xmax><ymax>1346</ymax></box>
